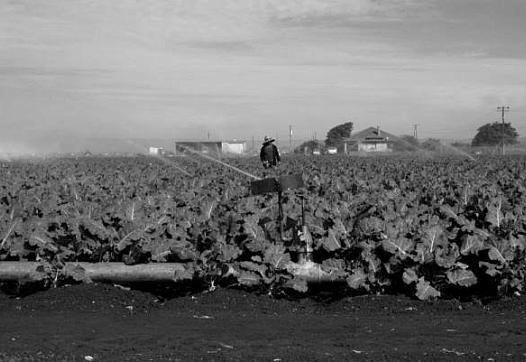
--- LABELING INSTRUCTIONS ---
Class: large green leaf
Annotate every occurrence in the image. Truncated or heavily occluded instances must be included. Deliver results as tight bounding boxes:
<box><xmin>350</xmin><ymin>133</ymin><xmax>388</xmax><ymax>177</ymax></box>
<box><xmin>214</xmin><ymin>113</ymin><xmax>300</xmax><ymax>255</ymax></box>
<box><xmin>381</xmin><ymin>237</ymin><xmax>414</xmax><ymax>260</ymax></box>
<box><xmin>485</xmin><ymin>202</ymin><xmax>504</xmax><ymax>228</ymax></box>
<box><xmin>263</xmin><ymin>244</ymin><xmax>291</xmax><ymax>269</ymax></box>
<box><xmin>217</xmin><ymin>243</ymin><xmax>242</xmax><ymax>262</ymax></box>
<box><xmin>320</xmin><ymin>229</ymin><xmax>341</xmax><ymax>252</ymax></box>
<box><xmin>479</xmin><ymin>261</ymin><xmax>501</xmax><ymax>277</ymax></box>
<box><xmin>346</xmin><ymin>268</ymin><xmax>368</xmax><ymax>290</ymax></box>
<box><xmin>29</xmin><ymin>233</ymin><xmax>59</xmax><ymax>253</ymax></box>
<box><xmin>446</xmin><ymin>269</ymin><xmax>477</xmax><ymax>287</ymax></box>
<box><xmin>460</xmin><ymin>234</ymin><xmax>485</xmax><ymax>256</ymax></box>
<box><xmin>173</xmin><ymin>263</ymin><xmax>195</xmax><ymax>282</ymax></box>
<box><xmin>439</xmin><ymin>205</ymin><xmax>459</xmax><ymax>221</ymax></box>
<box><xmin>415</xmin><ymin>277</ymin><xmax>441</xmax><ymax>300</ymax></box>
<box><xmin>141</xmin><ymin>239</ymin><xmax>174</xmax><ymax>262</ymax></box>
<box><xmin>414</xmin><ymin>225</ymin><xmax>448</xmax><ymax>263</ymax></box>
<box><xmin>488</xmin><ymin>238</ymin><xmax>519</xmax><ymax>264</ymax></box>
<box><xmin>64</xmin><ymin>263</ymin><xmax>92</xmax><ymax>283</ymax></box>
<box><xmin>239</xmin><ymin>261</ymin><xmax>268</xmax><ymax>277</ymax></box>
<box><xmin>284</xmin><ymin>277</ymin><xmax>308</xmax><ymax>293</ymax></box>
<box><xmin>435</xmin><ymin>243</ymin><xmax>460</xmax><ymax>268</ymax></box>
<box><xmin>402</xmin><ymin>268</ymin><xmax>418</xmax><ymax>285</ymax></box>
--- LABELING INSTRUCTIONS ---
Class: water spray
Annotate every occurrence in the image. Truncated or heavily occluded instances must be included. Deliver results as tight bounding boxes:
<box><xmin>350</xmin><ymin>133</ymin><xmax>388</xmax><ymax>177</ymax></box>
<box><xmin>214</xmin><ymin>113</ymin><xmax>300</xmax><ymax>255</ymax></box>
<box><xmin>177</xmin><ymin>144</ymin><xmax>261</xmax><ymax>180</ymax></box>
<box><xmin>396</xmin><ymin>137</ymin><xmax>476</xmax><ymax>161</ymax></box>
<box><xmin>148</xmin><ymin>154</ymin><xmax>193</xmax><ymax>177</ymax></box>
<box><xmin>123</xmin><ymin>139</ymin><xmax>194</xmax><ymax>177</ymax></box>
<box><xmin>441</xmin><ymin>143</ymin><xmax>476</xmax><ymax>161</ymax></box>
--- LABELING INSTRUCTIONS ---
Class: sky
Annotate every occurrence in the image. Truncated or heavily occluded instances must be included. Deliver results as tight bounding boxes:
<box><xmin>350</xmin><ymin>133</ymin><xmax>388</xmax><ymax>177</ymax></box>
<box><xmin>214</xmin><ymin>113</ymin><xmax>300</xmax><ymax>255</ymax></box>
<box><xmin>1</xmin><ymin>0</ymin><xmax>526</xmax><ymax>153</ymax></box>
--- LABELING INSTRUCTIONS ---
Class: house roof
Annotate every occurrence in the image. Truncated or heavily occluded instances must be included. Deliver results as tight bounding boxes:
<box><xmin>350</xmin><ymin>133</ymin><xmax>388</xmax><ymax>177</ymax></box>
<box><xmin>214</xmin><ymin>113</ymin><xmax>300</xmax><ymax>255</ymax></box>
<box><xmin>345</xmin><ymin>127</ymin><xmax>399</xmax><ymax>142</ymax></box>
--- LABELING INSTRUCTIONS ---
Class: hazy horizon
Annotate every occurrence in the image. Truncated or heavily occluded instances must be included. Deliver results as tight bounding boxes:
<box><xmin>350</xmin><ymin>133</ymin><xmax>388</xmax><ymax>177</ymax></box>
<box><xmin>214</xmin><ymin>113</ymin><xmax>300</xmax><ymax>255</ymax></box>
<box><xmin>1</xmin><ymin>0</ymin><xmax>525</xmax><ymax>155</ymax></box>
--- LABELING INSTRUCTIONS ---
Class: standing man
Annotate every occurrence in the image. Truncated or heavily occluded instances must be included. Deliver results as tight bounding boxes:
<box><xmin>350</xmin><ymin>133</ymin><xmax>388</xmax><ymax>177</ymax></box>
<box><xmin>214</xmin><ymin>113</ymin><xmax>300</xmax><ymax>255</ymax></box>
<box><xmin>260</xmin><ymin>136</ymin><xmax>281</xmax><ymax>169</ymax></box>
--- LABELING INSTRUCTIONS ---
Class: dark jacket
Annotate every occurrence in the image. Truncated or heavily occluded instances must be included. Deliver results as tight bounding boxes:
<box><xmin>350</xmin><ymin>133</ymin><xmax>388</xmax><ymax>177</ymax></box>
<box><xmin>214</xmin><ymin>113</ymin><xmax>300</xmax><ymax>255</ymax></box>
<box><xmin>260</xmin><ymin>143</ymin><xmax>281</xmax><ymax>168</ymax></box>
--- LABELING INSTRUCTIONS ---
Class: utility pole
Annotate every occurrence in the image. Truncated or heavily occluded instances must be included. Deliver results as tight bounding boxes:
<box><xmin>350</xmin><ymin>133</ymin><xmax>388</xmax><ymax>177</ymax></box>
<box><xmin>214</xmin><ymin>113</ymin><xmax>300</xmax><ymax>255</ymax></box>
<box><xmin>289</xmin><ymin>125</ymin><xmax>293</xmax><ymax>153</ymax></box>
<box><xmin>413</xmin><ymin>124</ymin><xmax>419</xmax><ymax>140</ymax></box>
<box><xmin>497</xmin><ymin>105</ymin><xmax>510</xmax><ymax>155</ymax></box>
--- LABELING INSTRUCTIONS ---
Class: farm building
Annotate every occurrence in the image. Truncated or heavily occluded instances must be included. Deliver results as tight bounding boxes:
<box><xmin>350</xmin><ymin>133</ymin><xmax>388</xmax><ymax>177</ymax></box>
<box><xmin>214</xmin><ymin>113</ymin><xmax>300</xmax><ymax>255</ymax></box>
<box><xmin>344</xmin><ymin>127</ymin><xmax>397</xmax><ymax>153</ymax></box>
<box><xmin>175</xmin><ymin>140</ymin><xmax>247</xmax><ymax>156</ymax></box>
<box><xmin>221</xmin><ymin>140</ymin><xmax>247</xmax><ymax>154</ymax></box>
<box><xmin>148</xmin><ymin>147</ymin><xmax>165</xmax><ymax>156</ymax></box>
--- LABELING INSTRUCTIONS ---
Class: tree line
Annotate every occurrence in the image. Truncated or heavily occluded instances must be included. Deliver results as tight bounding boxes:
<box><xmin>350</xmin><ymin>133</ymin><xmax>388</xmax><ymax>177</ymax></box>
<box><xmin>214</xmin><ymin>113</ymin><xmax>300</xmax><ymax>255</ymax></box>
<box><xmin>295</xmin><ymin>120</ymin><xmax>520</xmax><ymax>154</ymax></box>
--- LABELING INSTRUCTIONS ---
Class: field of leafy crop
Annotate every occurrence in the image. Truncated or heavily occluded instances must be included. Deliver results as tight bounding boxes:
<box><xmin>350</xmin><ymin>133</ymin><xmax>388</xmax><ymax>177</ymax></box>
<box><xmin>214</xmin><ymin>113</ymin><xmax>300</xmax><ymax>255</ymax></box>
<box><xmin>1</xmin><ymin>154</ymin><xmax>525</xmax><ymax>300</ymax></box>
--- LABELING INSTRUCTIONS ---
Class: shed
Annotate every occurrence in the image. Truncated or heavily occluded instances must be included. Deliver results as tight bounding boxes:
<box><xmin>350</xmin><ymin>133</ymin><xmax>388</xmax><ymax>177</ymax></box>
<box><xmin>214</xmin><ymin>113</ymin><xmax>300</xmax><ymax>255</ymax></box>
<box><xmin>175</xmin><ymin>140</ymin><xmax>247</xmax><ymax>156</ymax></box>
<box><xmin>148</xmin><ymin>147</ymin><xmax>165</xmax><ymax>156</ymax></box>
<box><xmin>221</xmin><ymin>140</ymin><xmax>247</xmax><ymax>155</ymax></box>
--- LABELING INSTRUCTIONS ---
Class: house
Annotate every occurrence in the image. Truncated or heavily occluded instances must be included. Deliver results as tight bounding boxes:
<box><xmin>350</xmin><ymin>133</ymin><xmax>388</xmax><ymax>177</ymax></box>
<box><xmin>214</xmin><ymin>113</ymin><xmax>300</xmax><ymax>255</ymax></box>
<box><xmin>344</xmin><ymin>127</ymin><xmax>397</xmax><ymax>153</ymax></box>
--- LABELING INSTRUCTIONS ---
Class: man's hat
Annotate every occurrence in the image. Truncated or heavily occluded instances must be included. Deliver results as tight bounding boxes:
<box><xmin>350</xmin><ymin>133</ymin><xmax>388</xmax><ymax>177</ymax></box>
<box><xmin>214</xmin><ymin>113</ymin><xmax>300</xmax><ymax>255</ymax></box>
<box><xmin>263</xmin><ymin>136</ymin><xmax>275</xmax><ymax>144</ymax></box>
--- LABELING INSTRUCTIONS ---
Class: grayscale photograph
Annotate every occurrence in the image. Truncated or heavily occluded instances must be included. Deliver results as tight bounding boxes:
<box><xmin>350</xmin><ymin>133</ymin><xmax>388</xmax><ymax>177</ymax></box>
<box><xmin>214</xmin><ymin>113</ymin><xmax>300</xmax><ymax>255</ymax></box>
<box><xmin>1</xmin><ymin>1</ymin><xmax>525</xmax><ymax>361</ymax></box>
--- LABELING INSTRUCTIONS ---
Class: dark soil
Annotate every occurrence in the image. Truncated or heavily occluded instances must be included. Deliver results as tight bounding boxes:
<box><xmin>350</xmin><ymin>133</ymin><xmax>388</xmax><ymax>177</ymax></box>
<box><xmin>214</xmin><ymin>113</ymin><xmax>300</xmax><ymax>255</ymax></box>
<box><xmin>0</xmin><ymin>284</ymin><xmax>525</xmax><ymax>361</ymax></box>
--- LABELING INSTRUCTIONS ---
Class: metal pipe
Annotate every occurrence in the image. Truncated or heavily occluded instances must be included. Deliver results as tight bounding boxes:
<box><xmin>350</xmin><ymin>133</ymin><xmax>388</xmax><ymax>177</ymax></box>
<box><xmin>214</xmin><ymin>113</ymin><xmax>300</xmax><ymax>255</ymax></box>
<box><xmin>0</xmin><ymin>262</ymin><xmax>187</xmax><ymax>283</ymax></box>
<box><xmin>0</xmin><ymin>261</ymin><xmax>345</xmax><ymax>284</ymax></box>
<box><xmin>0</xmin><ymin>262</ymin><xmax>48</xmax><ymax>282</ymax></box>
<box><xmin>285</xmin><ymin>261</ymin><xmax>343</xmax><ymax>283</ymax></box>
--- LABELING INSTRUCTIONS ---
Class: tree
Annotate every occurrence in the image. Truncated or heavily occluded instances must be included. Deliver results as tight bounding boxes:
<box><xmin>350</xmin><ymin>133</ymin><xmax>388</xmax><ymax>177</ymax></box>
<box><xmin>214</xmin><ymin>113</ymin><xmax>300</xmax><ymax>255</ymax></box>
<box><xmin>472</xmin><ymin>122</ymin><xmax>518</xmax><ymax>147</ymax></box>
<box><xmin>421</xmin><ymin>138</ymin><xmax>442</xmax><ymax>152</ymax></box>
<box><xmin>325</xmin><ymin>122</ymin><xmax>353</xmax><ymax>149</ymax></box>
<box><xmin>451</xmin><ymin>141</ymin><xmax>471</xmax><ymax>149</ymax></box>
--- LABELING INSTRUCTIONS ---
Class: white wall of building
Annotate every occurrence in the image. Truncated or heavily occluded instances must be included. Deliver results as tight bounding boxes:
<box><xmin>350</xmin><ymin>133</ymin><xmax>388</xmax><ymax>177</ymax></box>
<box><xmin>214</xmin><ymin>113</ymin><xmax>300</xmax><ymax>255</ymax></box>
<box><xmin>222</xmin><ymin>142</ymin><xmax>246</xmax><ymax>154</ymax></box>
<box><xmin>358</xmin><ymin>143</ymin><xmax>388</xmax><ymax>152</ymax></box>
<box><xmin>148</xmin><ymin>147</ymin><xmax>163</xmax><ymax>155</ymax></box>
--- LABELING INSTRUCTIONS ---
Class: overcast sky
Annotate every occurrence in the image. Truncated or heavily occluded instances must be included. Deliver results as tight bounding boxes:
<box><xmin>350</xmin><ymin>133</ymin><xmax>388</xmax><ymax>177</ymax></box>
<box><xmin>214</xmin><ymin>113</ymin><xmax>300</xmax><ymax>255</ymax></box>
<box><xmin>1</xmin><ymin>0</ymin><xmax>525</xmax><ymax>152</ymax></box>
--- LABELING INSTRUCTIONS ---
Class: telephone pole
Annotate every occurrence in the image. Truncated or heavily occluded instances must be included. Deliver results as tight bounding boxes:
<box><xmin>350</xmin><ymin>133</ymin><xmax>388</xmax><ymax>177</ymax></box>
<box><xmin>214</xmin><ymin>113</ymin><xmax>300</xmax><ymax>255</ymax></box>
<box><xmin>289</xmin><ymin>125</ymin><xmax>293</xmax><ymax>153</ymax></box>
<box><xmin>413</xmin><ymin>124</ymin><xmax>419</xmax><ymax>140</ymax></box>
<box><xmin>497</xmin><ymin>106</ymin><xmax>510</xmax><ymax>155</ymax></box>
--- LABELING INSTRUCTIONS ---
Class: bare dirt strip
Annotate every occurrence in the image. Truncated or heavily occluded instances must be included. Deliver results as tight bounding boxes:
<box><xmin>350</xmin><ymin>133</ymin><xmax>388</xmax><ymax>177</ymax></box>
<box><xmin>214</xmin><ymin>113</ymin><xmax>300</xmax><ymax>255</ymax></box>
<box><xmin>1</xmin><ymin>284</ymin><xmax>525</xmax><ymax>361</ymax></box>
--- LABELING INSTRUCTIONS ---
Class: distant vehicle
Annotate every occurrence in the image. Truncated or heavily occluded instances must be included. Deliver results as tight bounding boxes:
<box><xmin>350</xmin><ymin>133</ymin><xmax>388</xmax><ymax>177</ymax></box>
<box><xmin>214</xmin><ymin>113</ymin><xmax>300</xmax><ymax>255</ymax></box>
<box><xmin>313</xmin><ymin>149</ymin><xmax>321</xmax><ymax>155</ymax></box>
<box><xmin>327</xmin><ymin>147</ymin><xmax>337</xmax><ymax>154</ymax></box>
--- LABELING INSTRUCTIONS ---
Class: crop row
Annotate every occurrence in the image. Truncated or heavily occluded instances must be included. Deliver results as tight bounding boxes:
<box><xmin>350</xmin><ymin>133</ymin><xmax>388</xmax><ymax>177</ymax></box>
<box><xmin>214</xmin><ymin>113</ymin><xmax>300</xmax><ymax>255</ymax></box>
<box><xmin>0</xmin><ymin>155</ymin><xmax>525</xmax><ymax>299</ymax></box>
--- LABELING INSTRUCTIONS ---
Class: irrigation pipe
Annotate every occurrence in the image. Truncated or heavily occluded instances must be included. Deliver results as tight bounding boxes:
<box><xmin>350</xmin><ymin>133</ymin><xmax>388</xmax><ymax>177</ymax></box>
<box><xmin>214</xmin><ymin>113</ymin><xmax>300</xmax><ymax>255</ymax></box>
<box><xmin>0</xmin><ymin>262</ymin><xmax>345</xmax><ymax>284</ymax></box>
